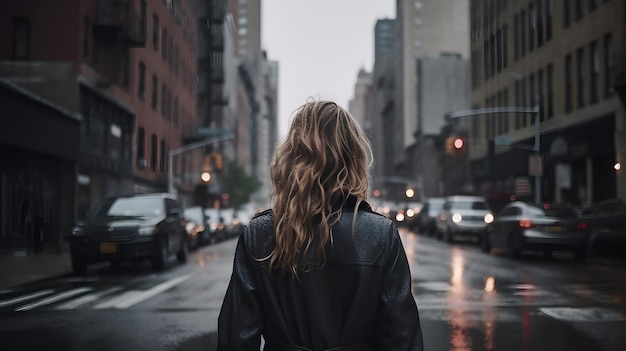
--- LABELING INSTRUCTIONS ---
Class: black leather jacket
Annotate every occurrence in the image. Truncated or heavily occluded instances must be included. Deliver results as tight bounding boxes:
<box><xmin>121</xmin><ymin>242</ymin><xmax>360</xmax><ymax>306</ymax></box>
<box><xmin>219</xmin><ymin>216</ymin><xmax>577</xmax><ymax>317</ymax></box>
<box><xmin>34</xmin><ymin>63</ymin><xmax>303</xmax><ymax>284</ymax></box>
<box><xmin>217</xmin><ymin>200</ymin><xmax>423</xmax><ymax>351</ymax></box>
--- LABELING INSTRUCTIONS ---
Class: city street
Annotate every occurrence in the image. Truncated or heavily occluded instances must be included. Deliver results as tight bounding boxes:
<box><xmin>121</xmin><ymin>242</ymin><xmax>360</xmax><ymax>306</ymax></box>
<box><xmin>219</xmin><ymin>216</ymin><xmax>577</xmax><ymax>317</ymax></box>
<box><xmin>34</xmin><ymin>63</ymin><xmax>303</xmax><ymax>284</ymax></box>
<box><xmin>1</xmin><ymin>228</ymin><xmax>625</xmax><ymax>351</ymax></box>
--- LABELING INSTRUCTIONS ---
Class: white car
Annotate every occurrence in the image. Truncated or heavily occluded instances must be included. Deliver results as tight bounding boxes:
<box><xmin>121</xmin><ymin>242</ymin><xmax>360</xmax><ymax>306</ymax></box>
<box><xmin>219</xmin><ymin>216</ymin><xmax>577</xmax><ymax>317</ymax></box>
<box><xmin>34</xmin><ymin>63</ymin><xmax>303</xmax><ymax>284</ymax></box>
<box><xmin>436</xmin><ymin>195</ymin><xmax>494</xmax><ymax>243</ymax></box>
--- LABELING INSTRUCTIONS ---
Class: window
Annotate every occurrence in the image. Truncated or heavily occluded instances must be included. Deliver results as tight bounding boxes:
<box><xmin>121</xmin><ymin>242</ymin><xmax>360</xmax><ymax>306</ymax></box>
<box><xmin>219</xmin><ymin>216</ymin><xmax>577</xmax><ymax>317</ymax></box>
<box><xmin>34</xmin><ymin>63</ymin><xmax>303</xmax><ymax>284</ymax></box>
<box><xmin>538</xmin><ymin>69</ymin><xmax>545</xmax><ymax>121</ymax></box>
<box><xmin>161</xmin><ymin>84</ymin><xmax>167</xmax><ymax>117</ymax></box>
<box><xmin>547</xmin><ymin>64</ymin><xmax>554</xmax><ymax>118</ymax></box>
<box><xmin>83</xmin><ymin>17</ymin><xmax>90</xmax><ymax>61</ymax></box>
<box><xmin>151</xmin><ymin>134</ymin><xmax>158</xmax><ymax>172</ymax></box>
<box><xmin>139</xmin><ymin>1</ymin><xmax>147</xmax><ymax>40</ymax></box>
<box><xmin>514</xmin><ymin>14</ymin><xmax>519</xmax><ymax>60</ymax></box>
<box><xmin>537</xmin><ymin>0</ymin><xmax>544</xmax><ymax>47</ymax></box>
<box><xmin>12</xmin><ymin>17</ymin><xmax>30</xmax><ymax>59</ymax></box>
<box><xmin>577</xmin><ymin>48</ymin><xmax>585</xmax><ymax>108</ymax></box>
<box><xmin>152</xmin><ymin>75</ymin><xmax>158</xmax><ymax>111</ymax></box>
<box><xmin>123</xmin><ymin>52</ymin><xmax>130</xmax><ymax>89</ymax></box>
<box><xmin>173</xmin><ymin>97</ymin><xmax>179</xmax><ymax>126</ymax></box>
<box><xmin>575</xmin><ymin>0</ymin><xmax>584</xmax><ymax>20</ymax></box>
<box><xmin>564</xmin><ymin>0</ymin><xmax>571</xmax><ymax>27</ymax></box>
<box><xmin>496</xmin><ymin>29</ymin><xmax>502</xmax><ymax>72</ymax></box>
<box><xmin>503</xmin><ymin>25</ymin><xmax>508</xmax><ymax>68</ymax></box>
<box><xmin>604</xmin><ymin>33</ymin><xmax>613</xmax><ymax>97</ymax></box>
<box><xmin>503</xmin><ymin>88</ymin><xmax>509</xmax><ymax>132</ymax></box>
<box><xmin>521</xmin><ymin>77</ymin><xmax>528</xmax><ymax>127</ymax></box>
<box><xmin>515</xmin><ymin>80</ymin><xmax>521</xmax><ymax>129</ymax></box>
<box><xmin>590</xmin><ymin>41</ymin><xmax>599</xmax><ymax>103</ymax></box>
<box><xmin>137</xmin><ymin>127</ymin><xmax>146</xmax><ymax>167</ymax></box>
<box><xmin>520</xmin><ymin>10</ymin><xmax>526</xmax><ymax>56</ymax></box>
<box><xmin>565</xmin><ymin>54</ymin><xmax>573</xmax><ymax>112</ymax></box>
<box><xmin>152</xmin><ymin>14</ymin><xmax>159</xmax><ymax>50</ymax></box>
<box><xmin>160</xmin><ymin>140</ymin><xmax>166</xmax><ymax>173</ymax></box>
<box><xmin>589</xmin><ymin>0</ymin><xmax>598</xmax><ymax>12</ymax></box>
<box><xmin>546</xmin><ymin>0</ymin><xmax>553</xmax><ymax>40</ymax></box>
<box><xmin>529</xmin><ymin>73</ymin><xmax>536</xmax><ymax>125</ymax></box>
<box><xmin>138</xmin><ymin>62</ymin><xmax>146</xmax><ymax>100</ymax></box>
<box><xmin>529</xmin><ymin>4</ymin><xmax>535</xmax><ymax>51</ymax></box>
<box><xmin>162</xmin><ymin>27</ymin><xmax>168</xmax><ymax>60</ymax></box>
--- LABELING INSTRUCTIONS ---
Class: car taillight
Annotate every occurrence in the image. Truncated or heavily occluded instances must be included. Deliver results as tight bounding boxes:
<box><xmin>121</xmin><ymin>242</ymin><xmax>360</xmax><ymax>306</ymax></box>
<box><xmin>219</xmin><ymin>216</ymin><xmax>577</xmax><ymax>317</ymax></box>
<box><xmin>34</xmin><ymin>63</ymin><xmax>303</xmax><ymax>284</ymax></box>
<box><xmin>518</xmin><ymin>219</ymin><xmax>534</xmax><ymax>228</ymax></box>
<box><xmin>576</xmin><ymin>222</ymin><xmax>587</xmax><ymax>230</ymax></box>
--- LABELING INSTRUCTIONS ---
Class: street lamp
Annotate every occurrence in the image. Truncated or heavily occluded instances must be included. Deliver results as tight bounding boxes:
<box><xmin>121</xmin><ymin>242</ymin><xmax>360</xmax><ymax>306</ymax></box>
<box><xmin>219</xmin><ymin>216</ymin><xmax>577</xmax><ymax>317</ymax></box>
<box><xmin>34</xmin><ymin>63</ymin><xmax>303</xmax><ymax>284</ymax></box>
<box><xmin>447</xmin><ymin>101</ymin><xmax>541</xmax><ymax>204</ymax></box>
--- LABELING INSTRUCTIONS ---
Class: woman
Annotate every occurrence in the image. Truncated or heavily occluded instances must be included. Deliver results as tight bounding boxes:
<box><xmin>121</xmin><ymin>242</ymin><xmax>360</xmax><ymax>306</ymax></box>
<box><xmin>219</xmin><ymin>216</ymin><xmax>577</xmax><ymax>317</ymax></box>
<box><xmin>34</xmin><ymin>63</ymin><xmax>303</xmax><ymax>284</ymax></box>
<box><xmin>217</xmin><ymin>100</ymin><xmax>423</xmax><ymax>350</ymax></box>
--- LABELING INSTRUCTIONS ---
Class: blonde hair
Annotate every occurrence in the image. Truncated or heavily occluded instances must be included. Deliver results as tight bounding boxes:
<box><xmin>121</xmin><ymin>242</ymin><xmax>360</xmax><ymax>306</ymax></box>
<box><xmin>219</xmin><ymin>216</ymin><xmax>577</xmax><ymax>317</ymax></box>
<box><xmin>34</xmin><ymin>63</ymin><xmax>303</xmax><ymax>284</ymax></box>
<box><xmin>268</xmin><ymin>100</ymin><xmax>373</xmax><ymax>276</ymax></box>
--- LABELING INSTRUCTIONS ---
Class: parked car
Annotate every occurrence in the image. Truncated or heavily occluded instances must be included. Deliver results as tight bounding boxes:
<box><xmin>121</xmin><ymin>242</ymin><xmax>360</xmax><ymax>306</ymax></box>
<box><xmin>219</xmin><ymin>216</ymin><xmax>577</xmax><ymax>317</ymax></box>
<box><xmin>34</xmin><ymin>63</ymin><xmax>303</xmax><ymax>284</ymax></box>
<box><xmin>69</xmin><ymin>193</ymin><xmax>189</xmax><ymax>275</ymax></box>
<box><xmin>204</xmin><ymin>208</ymin><xmax>228</xmax><ymax>243</ymax></box>
<box><xmin>418</xmin><ymin>197</ymin><xmax>445</xmax><ymax>236</ymax></box>
<box><xmin>183</xmin><ymin>206</ymin><xmax>209</xmax><ymax>247</ymax></box>
<box><xmin>436</xmin><ymin>195</ymin><xmax>494</xmax><ymax>243</ymax></box>
<box><xmin>580</xmin><ymin>198</ymin><xmax>626</xmax><ymax>257</ymax></box>
<box><xmin>483</xmin><ymin>201</ymin><xmax>589</xmax><ymax>261</ymax></box>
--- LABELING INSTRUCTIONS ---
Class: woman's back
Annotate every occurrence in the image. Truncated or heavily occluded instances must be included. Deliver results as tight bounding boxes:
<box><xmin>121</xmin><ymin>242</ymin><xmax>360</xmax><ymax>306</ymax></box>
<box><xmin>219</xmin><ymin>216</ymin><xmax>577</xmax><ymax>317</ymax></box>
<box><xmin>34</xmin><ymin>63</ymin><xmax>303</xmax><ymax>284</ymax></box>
<box><xmin>218</xmin><ymin>200</ymin><xmax>423</xmax><ymax>350</ymax></box>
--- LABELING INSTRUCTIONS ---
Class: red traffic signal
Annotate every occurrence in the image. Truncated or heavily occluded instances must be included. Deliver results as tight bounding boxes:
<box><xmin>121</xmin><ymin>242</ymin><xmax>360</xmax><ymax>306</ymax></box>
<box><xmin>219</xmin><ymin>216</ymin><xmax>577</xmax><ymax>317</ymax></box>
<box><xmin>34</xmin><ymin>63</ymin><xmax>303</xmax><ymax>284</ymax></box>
<box><xmin>453</xmin><ymin>137</ymin><xmax>464</xmax><ymax>149</ymax></box>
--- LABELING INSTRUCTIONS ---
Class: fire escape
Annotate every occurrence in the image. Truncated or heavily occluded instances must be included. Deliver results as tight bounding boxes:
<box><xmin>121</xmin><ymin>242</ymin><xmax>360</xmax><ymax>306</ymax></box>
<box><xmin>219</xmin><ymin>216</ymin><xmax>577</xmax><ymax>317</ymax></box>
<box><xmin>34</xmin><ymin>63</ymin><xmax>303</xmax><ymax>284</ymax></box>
<box><xmin>198</xmin><ymin>0</ymin><xmax>227</xmax><ymax>128</ymax></box>
<box><xmin>91</xmin><ymin>0</ymin><xmax>147</xmax><ymax>86</ymax></box>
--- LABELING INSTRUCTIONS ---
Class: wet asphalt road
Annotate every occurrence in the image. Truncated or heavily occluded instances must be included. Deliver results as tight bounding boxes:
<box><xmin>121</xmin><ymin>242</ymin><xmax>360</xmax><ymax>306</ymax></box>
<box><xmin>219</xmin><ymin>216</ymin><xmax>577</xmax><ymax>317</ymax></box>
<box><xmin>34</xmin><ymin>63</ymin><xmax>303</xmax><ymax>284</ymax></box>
<box><xmin>0</xmin><ymin>228</ymin><xmax>625</xmax><ymax>351</ymax></box>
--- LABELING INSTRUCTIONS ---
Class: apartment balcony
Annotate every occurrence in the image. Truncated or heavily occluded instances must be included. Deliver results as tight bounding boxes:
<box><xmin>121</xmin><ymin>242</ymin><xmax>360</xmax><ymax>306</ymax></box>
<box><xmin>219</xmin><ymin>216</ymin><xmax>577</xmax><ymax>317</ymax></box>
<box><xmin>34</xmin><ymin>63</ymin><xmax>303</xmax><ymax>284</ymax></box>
<box><xmin>93</xmin><ymin>0</ymin><xmax>146</xmax><ymax>47</ymax></box>
<box><xmin>209</xmin><ymin>90</ymin><xmax>228</xmax><ymax>106</ymax></box>
<box><xmin>209</xmin><ymin>0</ymin><xmax>226</xmax><ymax>21</ymax></box>
<box><xmin>210</xmin><ymin>66</ymin><xmax>224</xmax><ymax>84</ymax></box>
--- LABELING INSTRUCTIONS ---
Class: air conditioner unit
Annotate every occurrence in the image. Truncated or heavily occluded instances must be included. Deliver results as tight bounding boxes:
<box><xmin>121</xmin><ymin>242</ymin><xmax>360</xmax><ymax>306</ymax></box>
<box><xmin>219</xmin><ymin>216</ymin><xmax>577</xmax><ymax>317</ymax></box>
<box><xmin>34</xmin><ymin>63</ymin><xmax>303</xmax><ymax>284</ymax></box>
<box><xmin>138</xmin><ymin>158</ymin><xmax>147</xmax><ymax>168</ymax></box>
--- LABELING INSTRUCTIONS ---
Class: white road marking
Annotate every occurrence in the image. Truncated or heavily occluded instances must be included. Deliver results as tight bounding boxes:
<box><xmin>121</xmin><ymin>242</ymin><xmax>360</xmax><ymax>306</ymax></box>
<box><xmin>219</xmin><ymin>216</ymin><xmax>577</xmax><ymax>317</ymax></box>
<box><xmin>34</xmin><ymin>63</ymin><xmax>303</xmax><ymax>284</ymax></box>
<box><xmin>0</xmin><ymin>290</ymin><xmax>55</xmax><ymax>308</ymax></box>
<box><xmin>93</xmin><ymin>273</ymin><xmax>193</xmax><ymax>309</ymax></box>
<box><xmin>55</xmin><ymin>286</ymin><xmax>123</xmax><ymax>310</ymax></box>
<box><xmin>540</xmin><ymin>307</ymin><xmax>626</xmax><ymax>322</ymax></box>
<box><xmin>15</xmin><ymin>287</ymin><xmax>93</xmax><ymax>311</ymax></box>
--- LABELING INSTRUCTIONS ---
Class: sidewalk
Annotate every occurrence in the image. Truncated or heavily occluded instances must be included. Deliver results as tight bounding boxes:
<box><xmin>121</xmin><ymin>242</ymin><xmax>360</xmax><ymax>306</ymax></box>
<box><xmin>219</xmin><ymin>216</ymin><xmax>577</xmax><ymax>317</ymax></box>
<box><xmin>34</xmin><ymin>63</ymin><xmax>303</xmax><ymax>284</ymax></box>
<box><xmin>0</xmin><ymin>249</ymin><xmax>72</xmax><ymax>291</ymax></box>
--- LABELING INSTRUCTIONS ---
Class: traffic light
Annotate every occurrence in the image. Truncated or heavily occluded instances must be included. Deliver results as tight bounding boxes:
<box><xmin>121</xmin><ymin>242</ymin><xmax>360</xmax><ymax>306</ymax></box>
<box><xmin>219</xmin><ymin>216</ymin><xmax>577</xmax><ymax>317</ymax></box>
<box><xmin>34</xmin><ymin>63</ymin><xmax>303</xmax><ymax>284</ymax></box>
<box><xmin>453</xmin><ymin>137</ymin><xmax>464</xmax><ymax>151</ymax></box>
<box><xmin>204</xmin><ymin>152</ymin><xmax>223</xmax><ymax>171</ymax></box>
<box><xmin>444</xmin><ymin>137</ymin><xmax>465</xmax><ymax>155</ymax></box>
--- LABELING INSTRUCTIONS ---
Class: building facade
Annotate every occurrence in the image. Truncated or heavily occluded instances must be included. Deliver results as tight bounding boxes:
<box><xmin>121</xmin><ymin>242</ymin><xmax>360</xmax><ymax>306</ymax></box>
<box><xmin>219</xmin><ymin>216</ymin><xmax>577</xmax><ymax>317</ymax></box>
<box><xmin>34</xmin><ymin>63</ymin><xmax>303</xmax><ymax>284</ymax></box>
<box><xmin>0</xmin><ymin>0</ymin><xmax>201</xmax><ymax>252</ymax></box>
<box><xmin>469</xmin><ymin>0</ymin><xmax>626</xmax><ymax>207</ymax></box>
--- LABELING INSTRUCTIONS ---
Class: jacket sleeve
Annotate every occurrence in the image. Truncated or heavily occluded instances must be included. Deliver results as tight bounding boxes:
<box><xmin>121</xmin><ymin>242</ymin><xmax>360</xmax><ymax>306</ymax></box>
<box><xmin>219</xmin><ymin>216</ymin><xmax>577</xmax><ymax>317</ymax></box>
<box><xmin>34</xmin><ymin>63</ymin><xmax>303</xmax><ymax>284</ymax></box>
<box><xmin>375</xmin><ymin>223</ymin><xmax>424</xmax><ymax>351</ymax></box>
<box><xmin>217</xmin><ymin>228</ymin><xmax>263</xmax><ymax>350</ymax></box>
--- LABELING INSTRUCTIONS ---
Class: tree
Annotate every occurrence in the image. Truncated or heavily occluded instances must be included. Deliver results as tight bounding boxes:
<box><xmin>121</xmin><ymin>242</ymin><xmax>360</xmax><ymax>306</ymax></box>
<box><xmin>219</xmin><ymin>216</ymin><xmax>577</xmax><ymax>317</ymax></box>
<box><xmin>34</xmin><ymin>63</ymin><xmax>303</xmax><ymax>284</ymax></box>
<box><xmin>224</xmin><ymin>161</ymin><xmax>262</xmax><ymax>209</ymax></box>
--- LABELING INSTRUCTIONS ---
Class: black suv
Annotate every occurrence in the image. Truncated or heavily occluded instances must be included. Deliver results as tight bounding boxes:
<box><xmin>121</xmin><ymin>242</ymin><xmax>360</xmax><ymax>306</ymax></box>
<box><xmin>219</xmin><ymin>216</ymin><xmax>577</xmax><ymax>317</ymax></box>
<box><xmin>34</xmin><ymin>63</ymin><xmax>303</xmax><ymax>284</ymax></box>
<box><xmin>70</xmin><ymin>193</ymin><xmax>189</xmax><ymax>274</ymax></box>
<box><xmin>580</xmin><ymin>198</ymin><xmax>626</xmax><ymax>257</ymax></box>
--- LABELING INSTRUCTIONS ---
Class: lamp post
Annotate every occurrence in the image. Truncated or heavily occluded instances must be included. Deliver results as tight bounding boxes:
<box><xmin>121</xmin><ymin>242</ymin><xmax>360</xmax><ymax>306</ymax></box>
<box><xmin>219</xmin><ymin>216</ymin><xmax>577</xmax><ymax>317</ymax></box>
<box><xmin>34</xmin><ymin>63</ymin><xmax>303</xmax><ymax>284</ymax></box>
<box><xmin>447</xmin><ymin>101</ymin><xmax>541</xmax><ymax>204</ymax></box>
<box><xmin>167</xmin><ymin>132</ymin><xmax>235</xmax><ymax>195</ymax></box>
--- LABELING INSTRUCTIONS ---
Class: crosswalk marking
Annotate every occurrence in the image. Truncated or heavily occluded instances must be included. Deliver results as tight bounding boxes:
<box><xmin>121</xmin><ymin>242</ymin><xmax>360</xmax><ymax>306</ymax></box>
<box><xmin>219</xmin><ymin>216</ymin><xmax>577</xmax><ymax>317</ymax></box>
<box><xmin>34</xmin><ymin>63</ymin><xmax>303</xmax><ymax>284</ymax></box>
<box><xmin>93</xmin><ymin>274</ymin><xmax>192</xmax><ymax>309</ymax></box>
<box><xmin>539</xmin><ymin>307</ymin><xmax>626</xmax><ymax>322</ymax></box>
<box><xmin>0</xmin><ymin>289</ymin><xmax>55</xmax><ymax>308</ymax></box>
<box><xmin>55</xmin><ymin>286</ymin><xmax>123</xmax><ymax>310</ymax></box>
<box><xmin>15</xmin><ymin>287</ymin><xmax>93</xmax><ymax>312</ymax></box>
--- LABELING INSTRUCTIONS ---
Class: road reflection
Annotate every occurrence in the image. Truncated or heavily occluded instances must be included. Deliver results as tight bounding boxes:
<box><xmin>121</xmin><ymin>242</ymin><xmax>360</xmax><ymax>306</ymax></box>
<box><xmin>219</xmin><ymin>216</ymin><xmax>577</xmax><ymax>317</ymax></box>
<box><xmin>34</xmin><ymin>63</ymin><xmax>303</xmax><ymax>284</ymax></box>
<box><xmin>447</xmin><ymin>247</ymin><xmax>471</xmax><ymax>351</ymax></box>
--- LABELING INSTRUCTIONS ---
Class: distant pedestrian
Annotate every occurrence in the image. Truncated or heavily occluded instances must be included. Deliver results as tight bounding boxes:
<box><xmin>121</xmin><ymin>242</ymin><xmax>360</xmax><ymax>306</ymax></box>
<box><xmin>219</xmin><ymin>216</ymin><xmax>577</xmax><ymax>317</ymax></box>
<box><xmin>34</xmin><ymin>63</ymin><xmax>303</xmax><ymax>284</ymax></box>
<box><xmin>217</xmin><ymin>100</ymin><xmax>423</xmax><ymax>350</ymax></box>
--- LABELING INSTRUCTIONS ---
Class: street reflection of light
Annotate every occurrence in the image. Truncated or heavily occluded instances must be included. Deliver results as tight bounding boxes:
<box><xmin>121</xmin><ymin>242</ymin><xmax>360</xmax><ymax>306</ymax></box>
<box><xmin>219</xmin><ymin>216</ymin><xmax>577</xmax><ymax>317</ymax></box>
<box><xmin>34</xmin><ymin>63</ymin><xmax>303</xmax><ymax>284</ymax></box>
<box><xmin>484</xmin><ymin>276</ymin><xmax>496</xmax><ymax>293</ymax></box>
<box><xmin>450</xmin><ymin>248</ymin><xmax>465</xmax><ymax>291</ymax></box>
<box><xmin>447</xmin><ymin>249</ymin><xmax>471</xmax><ymax>351</ymax></box>
<box><xmin>482</xmin><ymin>308</ymin><xmax>496</xmax><ymax>350</ymax></box>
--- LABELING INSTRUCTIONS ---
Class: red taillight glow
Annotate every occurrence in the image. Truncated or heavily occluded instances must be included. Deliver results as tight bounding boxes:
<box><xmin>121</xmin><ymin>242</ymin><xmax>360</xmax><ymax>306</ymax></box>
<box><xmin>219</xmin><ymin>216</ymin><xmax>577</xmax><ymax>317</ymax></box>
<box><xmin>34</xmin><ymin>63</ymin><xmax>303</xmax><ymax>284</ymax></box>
<box><xmin>519</xmin><ymin>219</ymin><xmax>534</xmax><ymax>228</ymax></box>
<box><xmin>576</xmin><ymin>222</ymin><xmax>587</xmax><ymax>230</ymax></box>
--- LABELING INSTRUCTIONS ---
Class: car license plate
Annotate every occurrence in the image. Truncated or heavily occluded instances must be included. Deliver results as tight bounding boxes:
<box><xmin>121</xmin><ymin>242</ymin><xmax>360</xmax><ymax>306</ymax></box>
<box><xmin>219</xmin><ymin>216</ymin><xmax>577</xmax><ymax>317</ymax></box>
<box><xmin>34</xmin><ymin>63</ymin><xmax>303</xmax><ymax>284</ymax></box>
<box><xmin>549</xmin><ymin>226</ymin><xmax>562</xmax><ymax>233</ymax></box>
<box><xmin>100</xmin><ymin>242</ymin><xmax>117</xmax><ymax>254</ymax></box>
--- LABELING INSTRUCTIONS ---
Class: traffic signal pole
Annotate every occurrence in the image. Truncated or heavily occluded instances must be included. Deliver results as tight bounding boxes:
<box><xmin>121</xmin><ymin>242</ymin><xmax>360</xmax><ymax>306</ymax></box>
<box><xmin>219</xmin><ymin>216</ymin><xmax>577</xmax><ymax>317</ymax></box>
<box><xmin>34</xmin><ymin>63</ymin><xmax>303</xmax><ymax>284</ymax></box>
<box><xmin>447</xmin><ymin>102</ymin><xmax>541</xmax><ymax>204</ymax></box>
<box><xmin>167</xmin><ymin>133</ymin><xmax>235</xmax><ymax>195</ymax></box>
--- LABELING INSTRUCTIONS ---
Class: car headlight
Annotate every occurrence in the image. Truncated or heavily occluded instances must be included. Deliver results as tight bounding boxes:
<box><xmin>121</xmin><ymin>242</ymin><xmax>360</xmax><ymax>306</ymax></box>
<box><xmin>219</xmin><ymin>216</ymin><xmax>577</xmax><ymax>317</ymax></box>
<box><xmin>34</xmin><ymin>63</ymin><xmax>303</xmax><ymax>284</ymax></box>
<box><xmin>452</xmin><ymin>213</ymin><xmax>462</xmax><ymax>223</ymax></box>
<box><xmin>72</xmin><ymin>226</ymin><xmax>85</xmax><ymax>236</ymax></box>
<box><xmin>484</xmin><ymin>213</ymin><xmax>494</xmax><ymax>224</ymax></box>
<box><xmin>138</xmin><ymin>226</ymin><xmax>157</xmax><ymax>235</ymax></box>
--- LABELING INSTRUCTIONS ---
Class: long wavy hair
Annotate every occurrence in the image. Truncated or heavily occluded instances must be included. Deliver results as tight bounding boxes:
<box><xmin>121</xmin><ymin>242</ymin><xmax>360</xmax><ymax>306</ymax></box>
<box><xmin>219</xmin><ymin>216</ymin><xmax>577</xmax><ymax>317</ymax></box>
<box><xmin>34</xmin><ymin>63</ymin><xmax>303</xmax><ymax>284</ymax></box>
<box><xmin>268</xmin><ymin>100</ymin><xmax>373</xmax><ymax>276</ymax></box>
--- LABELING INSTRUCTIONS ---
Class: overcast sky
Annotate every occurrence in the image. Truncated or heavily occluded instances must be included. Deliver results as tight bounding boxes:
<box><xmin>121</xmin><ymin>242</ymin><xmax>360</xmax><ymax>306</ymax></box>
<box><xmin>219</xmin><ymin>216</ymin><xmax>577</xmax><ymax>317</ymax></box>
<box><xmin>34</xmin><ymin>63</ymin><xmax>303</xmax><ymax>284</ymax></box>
<box><xmin>262</xmin><ymin>0</ymin><xmax>395</xmax><ymax>137</ymax></box>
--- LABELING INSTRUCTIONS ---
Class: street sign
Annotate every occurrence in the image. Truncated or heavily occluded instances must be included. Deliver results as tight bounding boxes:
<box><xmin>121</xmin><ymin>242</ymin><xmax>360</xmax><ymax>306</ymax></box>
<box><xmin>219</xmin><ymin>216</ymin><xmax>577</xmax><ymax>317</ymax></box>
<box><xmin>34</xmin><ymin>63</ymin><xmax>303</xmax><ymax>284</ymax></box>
<box><xmin>494</xmin><ymin>136</ymin><xmax>511</xmax><ymax>145</ymax></box>
<box><xmin>197</xmin><ymin>127</ymin><xmax>234</xmax><ymax>138</ymax></box>
<box><xmin>529</xmin><ymin>154</ymin><xmax>543</xmax><ymax>176</ymax></box>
